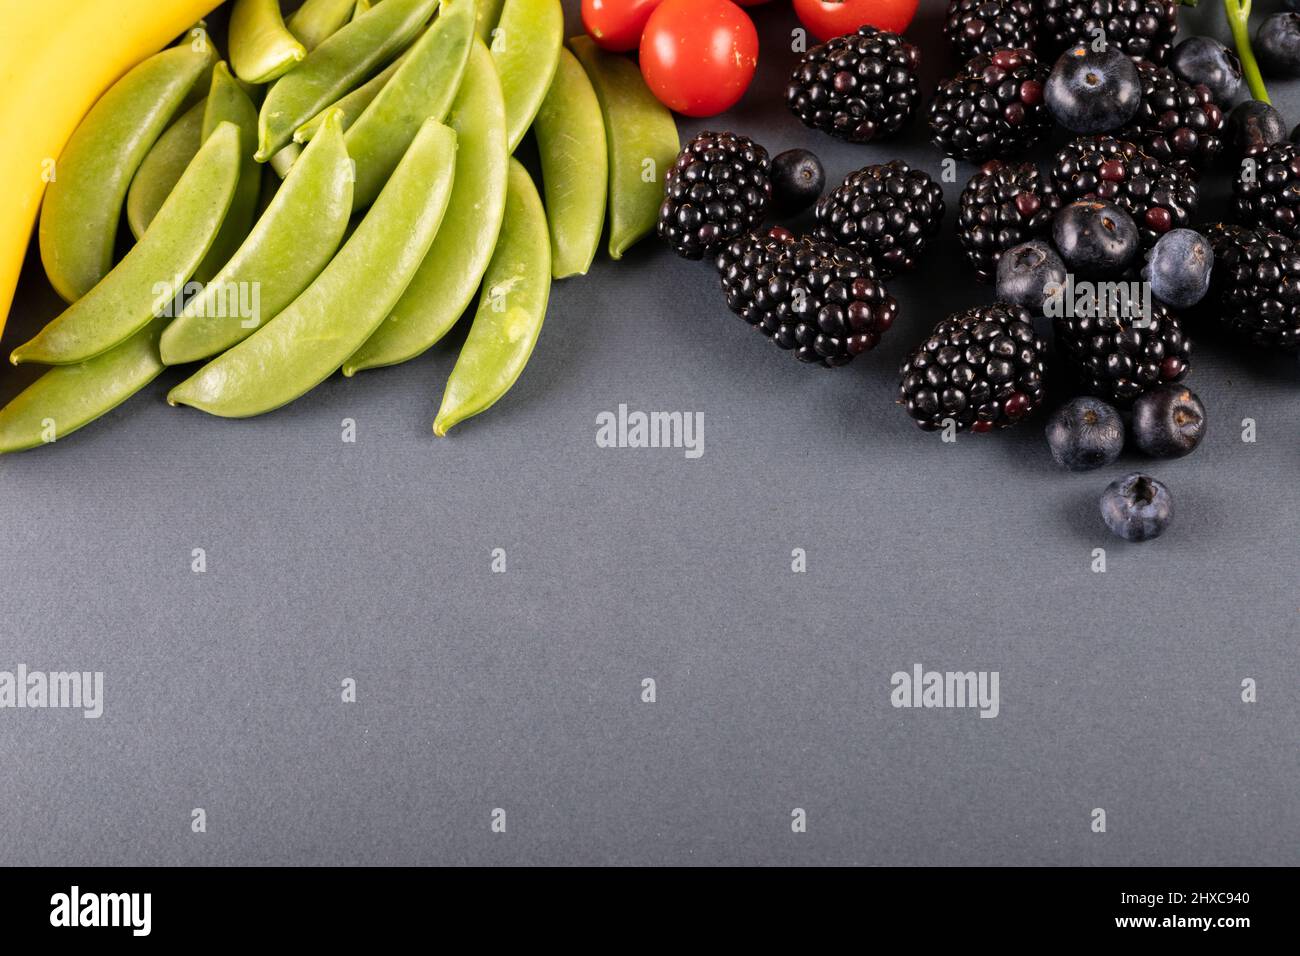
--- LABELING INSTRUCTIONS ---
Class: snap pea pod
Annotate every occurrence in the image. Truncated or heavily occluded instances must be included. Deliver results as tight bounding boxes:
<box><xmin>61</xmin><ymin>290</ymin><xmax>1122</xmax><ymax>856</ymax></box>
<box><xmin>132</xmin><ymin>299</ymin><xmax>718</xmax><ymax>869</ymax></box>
<box><xmin>352</xmin><ymin>0</ymin><xmax>373</xmax><ymax>20</ymax></box>
<box><xmin>433</xmin><ymin>158</ymin><xmax>550</xmax><ymax>436</ymax></box>
<box><xmin>287</xmin><ymin>0</ymin><xmax>357</xmax><ymax>52</ymax></box>
<box><xmin>343</xmin><ymin>38</ymin><xmax>507</xmax><ymax>374</ymax></box>
<box><xmin>292</xmin><ymin>48</ymin><xmax>407</xmax><ymax>143</ymax></box>
<box><xmin>534</xmin><ymin>47</ymin><xmax>607</xmax><ymax>279</ymax></box>
<box><xmin>38</xmin><ymin>44</ymin><xmax>214</xmax><ymax>302</ymax></box>
<box><xmin>0</xmin><ymin>319</ymin><xmax>167</xmax><ymax>454</ymax></box>
<box><xmin>197</xmin><ymin>62</ymin><xmax>262</xmax><ymax>280</ymax></box>
<box><xmin>13</xmin><ymin>124</ymin><xmax>241</xmax><ymax>366</ymax></box>
<box><xmin>346</xmin><ymin>0</ymin><xmax>474</xmax><ymax>210</ymax></box>
<box><xmin>568</xmin><ymin>35</ymin><xmax>679</xmax><ymax>259</ymax></box>
<box><xmin>476</xmin><ymin>0</ymin><xmax>506</xmax><ymax>43</ymax></box>
<box><xmin>168</xmin><ymin>119</ymin><xmax>457</xmax><ymax>418</ymax></box>
<box><xmin>255</xmin><ymin>0</ymin><xmax>439</xmax><ymax>161</ymax></box>
<box><xmin>491</xmin><ymin>0</ymin><xmax>563</xmax><ymax>152</ymax></box>
<box><xmin>125</xmin><ymin>99</ymin><xmax>206</xmax><ymax>240</ymax></box>
<box><xmin>229</xmin><ymin>0</ymin><xmax>306</xmax><ymax>84</ymax></box>
<box><xmin>160</xmin><ymin>111</ymin><xmax>354</xmax><ymax>365</ymax></box>
<box><xmin>268</xmin><ymin>142</ymin><xmax>303</xmax><ymax>177</ymax></box>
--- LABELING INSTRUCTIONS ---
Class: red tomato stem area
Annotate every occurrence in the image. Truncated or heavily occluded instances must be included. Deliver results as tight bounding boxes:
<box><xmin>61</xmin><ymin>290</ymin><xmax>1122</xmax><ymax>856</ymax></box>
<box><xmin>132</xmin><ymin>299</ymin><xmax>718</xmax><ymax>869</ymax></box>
<box><xmin>638</xmin><ymin>0</ymin><xmax>759</xmax><ymax>118</ymax></box>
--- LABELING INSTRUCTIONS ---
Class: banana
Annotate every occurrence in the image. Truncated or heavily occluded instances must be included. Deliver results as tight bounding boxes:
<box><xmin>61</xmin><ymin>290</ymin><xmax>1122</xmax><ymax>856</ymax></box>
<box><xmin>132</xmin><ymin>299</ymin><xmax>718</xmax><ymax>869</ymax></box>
<box><xmin>0</xmin><ymin>0</ymin><xmax>222</xmax><ymax>340</ymax></box>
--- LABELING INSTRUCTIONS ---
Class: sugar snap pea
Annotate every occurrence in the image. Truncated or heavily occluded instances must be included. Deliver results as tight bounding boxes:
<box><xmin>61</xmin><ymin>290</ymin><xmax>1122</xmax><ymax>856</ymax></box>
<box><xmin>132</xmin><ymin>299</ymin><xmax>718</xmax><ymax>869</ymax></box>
<box><xmin>38</xmin><ymin>44</ymin><xmax>214</xmax><ymax>303</ymax></box>
<box><xmin>491</xmin><ymin>0</ymin><xmax>563</xmax><ymax>152</ymax></box>
<box><xmin>168</xmin><ymin>119</ymin><xmax>457</xmax><ymax>418</ymax></box>
<box><xmin>287</xmin><ymin>0</ymin><xmax>357</xmax><ymax>52</ymax></box>
<box><xmin>197</xmin><ymin>62</ymin><xmax>262</xmax><ymax>280</ymax></box>
<box><xmin>433</xmin><ymin>158</ymin><xmax>551</xmax><ymax>436</ymax></box>
<box><xmin>126</xmin><ymin>99</ymin><xmax>205</xmax><ymax>240</ymax></box>
<box><xmin>292</xmin><ymin>49</ymin><xmax>407</xmax><ymax>143</ymax></box>
<box><xmin>14</xmin><ymin>124</ymin><xmax>241</xmax><ymax>366</ymax></box>
<box><xmin>160</xmin><ymin>111</ymin><xmax>354</xmax><ymax>365</ymax></box>
<box><xmin>343</xmin><ymin>39</ymin><xmax>507</xmax><ymax>374</ymax></box>
<box><xmin>476</xmin><ymin>0</ymin><xmax>506</xmax><ymax>42</ymax></box>
<box><xmin>346</xmin><ymin>0</ymin><xmax>474</xmax><ymax>209</ymax></box>
<box><xmin>569</xmin><ymin>35</ymin><xmax>679</xmax><ymax>259</ymax></box>
<box><xmin>0</xmin><ymin>319</ymin><xmax>167</xmax><ymax>454</ymax></box>
<box><xmin>229</xmin><ymin>0</ymin><xmax>306</xmax><ymax>84</ymax></box>
<box><xmin>255</xmin><ymin>0</ymin><xmax>439</xmax><ymax>161</ymax></box>
<box><xmin>534</xmin><ymin>46</ymin><xmax>607</xmax><ymax>279</ymax></box>
<box><xmin>352</xmin><ymin>0</ymin><xmax>373</xmax><ymax>20</ymax></box>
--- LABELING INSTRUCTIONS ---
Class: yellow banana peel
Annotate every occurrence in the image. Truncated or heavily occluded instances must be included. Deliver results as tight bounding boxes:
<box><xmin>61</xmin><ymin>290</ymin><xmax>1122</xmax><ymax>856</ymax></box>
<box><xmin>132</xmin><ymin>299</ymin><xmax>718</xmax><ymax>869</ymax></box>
<box><xmin>0</xmin><ymin>0</ymin><xmax>222</xmax><ymax>340</ymax></box>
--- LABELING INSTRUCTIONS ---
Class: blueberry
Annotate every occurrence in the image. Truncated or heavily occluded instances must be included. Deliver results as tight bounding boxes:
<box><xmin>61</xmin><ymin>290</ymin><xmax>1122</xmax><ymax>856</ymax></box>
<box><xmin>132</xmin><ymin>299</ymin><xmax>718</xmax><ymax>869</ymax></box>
<box><xmin>1142</xmin><ymin>229</ymin><xmax>1214</xmax><ymax>309</ymax></box>
<box><xmin>770</xmin><ymin>149</ymin><xmax>825</xmax><ymax>216</ymax></box>
<box><xmin>1256</xmin><ymin>13</ymin><xmax>1300</xmax><ymax>77</ymax></box>
<box><xmin>1052</xmin><ymin>200</ymin><xmax>1140</xmax><ymax>277</ymax></box>
<box><xmin>1227</xmin><ymin>100</ymin><xmax>1288</xmax><ymax>154</ymax></box>
<box><xmin>1046</xmin><ymin>397</ymin><xmax>1124</xmax><ymax>471</ymax></box>
<box><xmin>1169</xmin><ymin>37</ymin><xmax>1244</xmax><ymax>105</ymax></box>
<box><xmin>1100</xmin><ymin>473</ymin><xmax>1173</xmax><ymax>541</ymax></box>
<box><xmin>1131</xmin><ymin>385</ymin><xmax>1206</xmax><ymax>458</ymax></box>
<box><xmin>1045</xmin><ymin>45</ymin><xmax>1142</xmax><ymax>134</ymax></box>
<box><xmin>996</xmin><ymin>240</ymin><xmax>1067</xmax><ymax>313</ymax></box>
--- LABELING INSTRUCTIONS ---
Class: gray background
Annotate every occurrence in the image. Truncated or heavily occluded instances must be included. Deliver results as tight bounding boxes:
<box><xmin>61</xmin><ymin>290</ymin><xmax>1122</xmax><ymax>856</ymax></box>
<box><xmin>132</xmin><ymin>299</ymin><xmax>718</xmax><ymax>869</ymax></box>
<box><xmin>0</xmin><ymin>0</ymin><xmax>1296</xmax><ymax>866</ymax></box>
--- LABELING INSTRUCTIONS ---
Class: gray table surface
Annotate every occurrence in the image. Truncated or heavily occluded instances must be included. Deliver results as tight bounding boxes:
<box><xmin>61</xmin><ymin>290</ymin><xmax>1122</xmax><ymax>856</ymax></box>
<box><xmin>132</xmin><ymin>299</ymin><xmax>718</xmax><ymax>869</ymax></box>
<box><xmin>1</xmin><ymin>0</ymin><xmax>1296</xmax><ymax>866</ymax></box>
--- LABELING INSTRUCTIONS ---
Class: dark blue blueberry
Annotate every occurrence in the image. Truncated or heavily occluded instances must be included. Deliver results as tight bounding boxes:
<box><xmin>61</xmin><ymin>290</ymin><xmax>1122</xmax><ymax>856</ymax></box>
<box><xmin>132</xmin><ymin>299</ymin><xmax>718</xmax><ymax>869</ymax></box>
<box><xmin>1100</xmin><ymin>473</ymin><xmax>1174</xmax><ymax>542</ymax></box>
<box><xmin>1131</xmin><ymin>385</ymin><xmax>1206</xmax><ymax>458</ymax></box>
<box><xmin>1227</xmin><ymin>100</ymin><xmax>1288</xmax><ymax>155</ymax></box>
<box><xmin>770</xmin><ymin>149</ymin><xmax>825</xmax><ymax>216</ymax></box>
<box><xmin>1052</xmin><ymin>200</ymin><xmax>1140</xmax><ymax>276</ymax></box>
<box><xmin>1256</xmin><ymin>13</ymin><xmax>1300</xmax><ymax>77</ymax></box>
<box><xmin>1046</xmin><ymin>397</ymin><xmax>1124</xmax><ymax>471</ymax></box>
<box><xmin>1045</xmin><ymin>45</ymin><xmax>1141</xmax><ymax>134</ymax></box>
<box><xmin>1169</xmin><ymin>37</ymin><xmax>1244</xmax><ymax>105</ymax></box>
<box><xmin>1142</xmin><ymin>228</ymin><xmax>1213</xmax><ymax>309</ymax></box>
<box><xmin>996</xmin><ymin>239</ymin><xmax>1067</xmax><ymax>314</ymax></box>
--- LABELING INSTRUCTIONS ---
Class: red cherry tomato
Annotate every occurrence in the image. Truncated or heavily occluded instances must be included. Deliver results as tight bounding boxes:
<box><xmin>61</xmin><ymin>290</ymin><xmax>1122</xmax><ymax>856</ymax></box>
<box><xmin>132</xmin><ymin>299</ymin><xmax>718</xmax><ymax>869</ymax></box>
<box><xmin>582</xmin><ymin>0</ymin><xmax>665</xmax><ymax>53</ymax></box>
<box><xmin>792</xmin><ymin>0</ymin><xmax>919</xmax><ymax>41</ymax></box>
<box><xmin>639</xmin><ymin>0</ymin><xmax>759</xmax><ymax>117</ymax></box>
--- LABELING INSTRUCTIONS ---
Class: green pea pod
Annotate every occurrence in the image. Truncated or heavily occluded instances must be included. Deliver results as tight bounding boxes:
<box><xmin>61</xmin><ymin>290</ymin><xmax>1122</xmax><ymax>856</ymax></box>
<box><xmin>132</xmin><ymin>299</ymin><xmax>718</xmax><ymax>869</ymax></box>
<box><xmin>292</xmin><ymin>49</ymin><xmax>407</xmax><ymax>143</ymax></box>
<box><xmin>160</xmin><ymin>111</ymin><xmax>354</xmax><ymax>365</ymax></box>
<box><xmin>168</xmin><ymin>119</ymin><xmax>457</xmax><ymax>417</ymax></box>
<box><xmin>534</xmin><ymin>47</ymin><xmax>607</xmax><ymax>279</ymax></box>
<box><xmin>343</xmin><ymin>38</ymin><xmax>507</xmax><ymax>374</ymax></box>
<box><xmin>125</xmin><ymin>99</ymin><xmax>206</xmax><ymax>240</ymax></box>
<box><xmin>268</xmin><ymin>142</ymin><xmax>303</xmax><ymax>178</ymax></box>
<box><xmin>287</xmin><ymin>0</ymin><xmax>357</xmax><ymax>52</ymax></box>
<box><xmin>491</xmin><ymin>0</ymin><xmax>563</xmax><ymax>152</ymax></box>
<box><xmin>433</xmin><ymin>158</ymin><xmax>551</xmax><ymax>436</ymax></box>
<box><xmin>197</xmin><ymin>62</ymin><xmax>262</xmax><ymax>280</ymax></box>
<box><xmin>569</xmin><ymin>35</ymin><xmax>679</xmax><ymax>260</ymax></box>
<box><xmin>476</xmin><ymin>0</ymin><xmax>506</xmax><ymax>42</ymax></box>
<box><xmin>229</xmin><ymin>0</ymin><xmax>306</xmax><ymax>84</ymax></box>
<box><xmin>14</xmin><ymin>124</ymin><xmax>241</xmax><ymax>366</ymax></box>
<box><xmin>256</xmin><ymin>0</ymin><xmax>439</xmax><ymax>161</ymax></box>
<box><xmin>0</xmin><ymin>319</ymin><xmax>167</xmax><ymax>454</ymax></box>
<box><xmin>38</xmin><ymin>44</ymin><xmax>215</xmax><ymax>302</ymax></box>
<box><xmin>352</xmin><ymin>0</ymin><xmax>373</xmax><ymax>20</ymax></box>
<box><xmin>346</xmin><ymin>0</ymin><xmax>474</xmax><ymax>210</ymax></box>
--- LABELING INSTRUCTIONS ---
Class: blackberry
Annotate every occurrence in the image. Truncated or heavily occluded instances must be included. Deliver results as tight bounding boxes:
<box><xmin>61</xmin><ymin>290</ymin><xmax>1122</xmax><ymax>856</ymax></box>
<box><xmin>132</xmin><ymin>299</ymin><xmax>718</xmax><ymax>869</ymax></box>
<box><xmin>1202</xmin><ymin>223</ymin><xmax>1300</xmax><ymax>350</ymax></box>
<box><xmin>1117</xmin><ymin>61</ymin><xmax>1224</xmax><ymax>173</ymax></box>
<box><xmin>1053</xmin><ymin>301</ymin><xmax>1191</xmax><ymax>403</ymax></box>
<box><xmin>1050</xmin><ymin>136</ymin><xmax>1197</xmax><ymax>248</ymax></box>
<box><xmin>786</xmin><ymin>26</ymin><xmax>921</xmax><ymax>144</ymax></box>
<box><xmin>1232</xmin><ymin>142</ymin><xmax>1300</xmax><ymax>240</ymax></box>
<box><xmin>957</xmin><ymin>160</ymin><xmax>1062</xmax><ymax>282</ymax></box>
<box><xmin>1039</xmin><ymin>0</ymin><xmax>1179</xmax><ymax>64</ymax></box>
<box><xmin>657</xmin><ymin>131</ymin><xmax>772</xmax><ymax>260</ymax></box>
<box><xmin>944</xmin><ymin>0</ymin><xmax>1039</xmax><ymax>60</ymax></box>
<box><xmin>813</xmin><ymin>161</ymin><xmax>945</xmax><ymax>279</ymax></box>
<box><xmin>715</xmin><ymin>227</ymin><xmax>898</xmax><ymax>367</ymax></box>
<box><xmin>928</xmin><ymin>48</ymin><xmax>1050</xmax><ymax>161</ymax></box>
<box><xmin>898</xmin><ymin>304</ymin><xmax>1049</xmax><ymax>432</ymax></box>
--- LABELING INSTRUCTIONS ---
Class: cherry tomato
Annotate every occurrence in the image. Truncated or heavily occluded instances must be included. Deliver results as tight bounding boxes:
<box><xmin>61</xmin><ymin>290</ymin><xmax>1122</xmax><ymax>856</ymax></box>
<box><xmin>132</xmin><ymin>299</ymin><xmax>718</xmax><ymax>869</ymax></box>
<box><xmin>639</xmin><ymin>0</ymin><xmax>759</xmax><ymax>117</ymax></box>
<box><xmin>792</xmin><ymin>0</ymin><xmax>919</xmax><ymax>41</ymax></box>
<box><xmin>582</xmin><ymin>0</ymin><xmax>665</xmax><ymax>53</ymax></box>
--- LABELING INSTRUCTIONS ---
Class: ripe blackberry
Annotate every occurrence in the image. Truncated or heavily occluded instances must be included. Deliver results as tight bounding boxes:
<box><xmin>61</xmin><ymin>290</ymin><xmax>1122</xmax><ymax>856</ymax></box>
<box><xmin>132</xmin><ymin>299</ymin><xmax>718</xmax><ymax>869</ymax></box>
<box><xmin>1039</xmin><ymin>0</ymin><xmax>1179</xmax><ymax>64</ymax></box>
<box><xmin>1117</xmin><ymin>61</ymin><xmax>1224</xmax><ymax>173</ymax></box>
<box><xmin>1053</xmin><ymin>301</ymin><xmax>1191</xmax><ymax>403</ymax></box>
<box><xmin>945</xmin><ymin>0</ymin><xmax>1039</xmax><ymax>60</ymax></box>
<box><xmin>813</xmin><ymin>161</ymin><xmax>945</xmax><ymax>279</ymax></box>
<box><xmin>1202</xmin><ymin>223</ymin><xmax>1300</xmax><ymax>350</ymax></box>
<box><xmin>957</xmin><ymin>160</ymin><xmax>1062</xmax><ymax>282</ymax></box>
<box><xmin>898</xmin><ymin>304</ymin><xmax>1049</xmax><ymax>432</ymax></box>
<box><xmin>715</xmin><ymin>227</ymin><xmax>898</xmax><ymax>367</ymax></box>
<box><xmin>786</xmin><ymin>26</ymin><xmax>921</xmax><ymax>144</ymax></box>
<box><xmin>657</xmin><ymin>131</ymin><xmax>772</xmax><ymax>260</ymax></box>
<box><xmin>1050</xmin><ymin>136</ymin><xmax>1197</xmax><ymax>248</ymax></box>
<box><xmin>1232</xmin><ymin>142</ymin><xmax>1300</xmax><ymax>240</ymax></box>
<box><xmin>929</xmin><ymin>49</ymin><xmax>1050</xmax><ymax>161</ymax></box>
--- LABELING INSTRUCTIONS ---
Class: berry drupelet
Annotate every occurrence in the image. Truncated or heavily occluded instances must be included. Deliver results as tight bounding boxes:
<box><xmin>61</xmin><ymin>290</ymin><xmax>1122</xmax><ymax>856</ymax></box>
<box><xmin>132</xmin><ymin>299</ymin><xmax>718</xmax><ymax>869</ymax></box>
<box><xmin>1232</xmin><ymin>142</ymin><xmax>1300</xmax><ymax>240</ymax></box>
<box><xmin>957</xmin><ymin>160</ymin><xmax>1062</xmax><ymax>282</ymax></box>
<box><xmin>944</xmin><ymin>0</ymin><xmax>1039</xmax><ymax>61</ymax></box>
<box><xmin>1053</xmin><ymin>301</ymin><xmax>1192</xmax><ymax>404</ymax></box>
<box><xmin>657</xmin><ymin>131</ymin><xmax>772</xmax><ymax>261</ymax></box>
<box><xmin>1118</xmin><ymin>61</ymin><xmax>1224</xmax><ymax>173</ymax></box>
<box><xmin>1202</xmin><ymin>223</ymin><xmax>1300</xmax><ymax>350</ymax></box>
<box><xmin>1039</xmin><ymin>0</ymin><xmax>1180</xmax><ymax>64</ymax></box>
<box><xmin>928</xmin><ymin>48</ymin><xmax>1050</xmax><ymax>162</ymax></box>
<box><xmin>898</xmin><ymin>304</ymin><xmax>1049</xmax><ymax>432</ymax></box>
